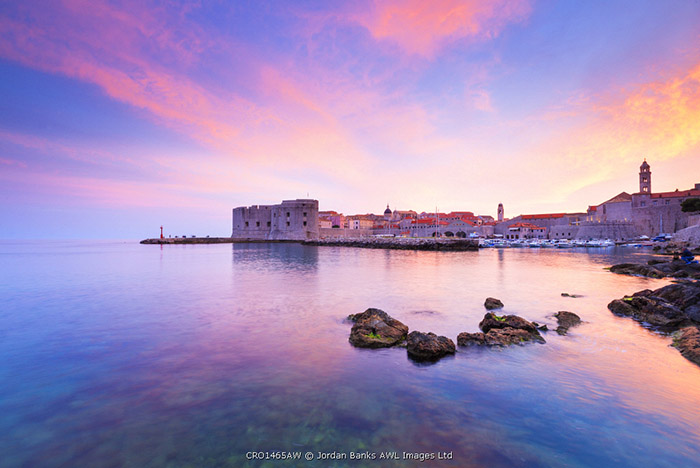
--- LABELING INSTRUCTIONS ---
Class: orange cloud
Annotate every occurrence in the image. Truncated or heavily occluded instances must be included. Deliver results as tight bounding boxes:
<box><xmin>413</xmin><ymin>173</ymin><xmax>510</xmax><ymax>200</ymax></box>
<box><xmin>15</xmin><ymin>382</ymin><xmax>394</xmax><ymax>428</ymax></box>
<box><xmin>353</xmin><ymin>0</ymin><xmax>531</xmax><ymax>57</ymax></box>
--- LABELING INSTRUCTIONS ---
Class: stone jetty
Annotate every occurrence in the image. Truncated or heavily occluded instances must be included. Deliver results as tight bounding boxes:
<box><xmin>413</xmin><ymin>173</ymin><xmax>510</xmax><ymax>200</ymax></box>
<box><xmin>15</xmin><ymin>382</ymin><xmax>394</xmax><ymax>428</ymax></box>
<box><xmin>303</xmin><ymin>237</ymin><xmax>479</xmax><ymax>251</ymax></box>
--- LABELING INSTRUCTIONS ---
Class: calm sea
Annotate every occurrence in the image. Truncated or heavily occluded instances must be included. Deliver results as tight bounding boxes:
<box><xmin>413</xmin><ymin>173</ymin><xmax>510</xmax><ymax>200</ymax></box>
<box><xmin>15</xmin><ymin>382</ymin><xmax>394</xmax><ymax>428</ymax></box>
<box><xmin>1</xmin><ymin>240</ymin><xmax>699</xmax><ymax>467</ymax></box>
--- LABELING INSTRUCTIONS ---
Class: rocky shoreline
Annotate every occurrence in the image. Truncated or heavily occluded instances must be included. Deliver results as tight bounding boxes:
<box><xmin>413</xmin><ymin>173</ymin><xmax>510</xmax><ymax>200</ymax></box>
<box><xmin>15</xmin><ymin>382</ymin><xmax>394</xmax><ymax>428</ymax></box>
<box><xmin>609</xmin><ymin>259</ymin><xmax>700</xmax><ymax>280</ymax></box>
<box><xmin>608</xmin><ymin>281</ymin><xmax>700</xmax><ymax>366</ymax></box>
<box><xmin>304</xmin><ymin>237</ymin><xmax>479</xmax><ymax>251</ymax></box>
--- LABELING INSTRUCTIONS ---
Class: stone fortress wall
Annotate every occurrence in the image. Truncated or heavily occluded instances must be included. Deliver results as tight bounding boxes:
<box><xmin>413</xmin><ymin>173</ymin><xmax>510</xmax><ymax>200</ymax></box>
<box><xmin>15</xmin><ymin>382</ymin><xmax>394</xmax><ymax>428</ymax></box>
<box><xmin>232</xmin><ymin>199</ymin><xmax>319</xmax><ymax>241</ymax></box>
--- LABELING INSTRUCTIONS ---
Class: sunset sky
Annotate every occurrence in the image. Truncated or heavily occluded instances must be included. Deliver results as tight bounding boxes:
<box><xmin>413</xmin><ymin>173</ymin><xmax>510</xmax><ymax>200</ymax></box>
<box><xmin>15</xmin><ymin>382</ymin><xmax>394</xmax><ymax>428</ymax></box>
<box><xmin>1</xmin><ymin>0</ymin><xmax>699</xmax><ymax>238</ymax></box>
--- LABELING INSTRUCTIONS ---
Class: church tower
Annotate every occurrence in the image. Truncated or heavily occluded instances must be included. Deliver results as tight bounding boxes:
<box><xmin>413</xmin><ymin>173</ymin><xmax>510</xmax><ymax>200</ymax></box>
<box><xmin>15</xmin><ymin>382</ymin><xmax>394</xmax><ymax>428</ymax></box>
<box><xmin>497</xmin><ymin>203</ymin><xmax>504</xmax><ymax>222</ymax></box>
<box><xmin>639</xmin><ymin>159</ymin><xmax>651</xmax><ymax>193</ymax></box>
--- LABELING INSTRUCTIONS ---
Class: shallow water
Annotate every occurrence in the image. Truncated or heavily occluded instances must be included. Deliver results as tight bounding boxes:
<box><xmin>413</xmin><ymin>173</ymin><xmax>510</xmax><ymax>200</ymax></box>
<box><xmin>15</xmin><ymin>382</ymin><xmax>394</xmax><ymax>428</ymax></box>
<box><xmin>1</xmin><ymin>241</ymin><xmax>699</xmax><ymax>467</ymax></box>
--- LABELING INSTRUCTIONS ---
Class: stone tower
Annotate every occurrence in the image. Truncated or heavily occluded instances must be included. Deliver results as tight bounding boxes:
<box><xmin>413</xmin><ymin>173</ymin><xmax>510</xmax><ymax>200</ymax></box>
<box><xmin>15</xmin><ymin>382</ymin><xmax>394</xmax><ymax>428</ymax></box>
<box><xmin>497</xmin><ymin>203</ymin><xmax>504</xmax><ymax>222</ymax></box>
<box><xmin>639</xmin><ymin>159</ymin><xmax>651</xmax><ymax>193</ymax></box>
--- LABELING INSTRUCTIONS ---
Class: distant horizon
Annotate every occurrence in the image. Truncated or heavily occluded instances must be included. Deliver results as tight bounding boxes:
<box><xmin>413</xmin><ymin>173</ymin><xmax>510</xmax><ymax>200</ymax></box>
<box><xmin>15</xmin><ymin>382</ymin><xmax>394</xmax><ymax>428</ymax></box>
<box><xmin>1</xmin><ymin>1</ymin><xmax>699</xmax><ymax>239</ymax></box>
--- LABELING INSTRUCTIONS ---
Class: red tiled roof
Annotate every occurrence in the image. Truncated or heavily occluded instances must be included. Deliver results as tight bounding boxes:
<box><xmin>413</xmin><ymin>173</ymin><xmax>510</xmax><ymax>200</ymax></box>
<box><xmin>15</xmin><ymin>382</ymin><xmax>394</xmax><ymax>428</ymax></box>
<box><xmin>521</xmin><ymin>213</ymin><xmax>565</xmax><ymax>220</ymax></box>
<box><xmin>650</xmin><ymin>189</ymin><xmax>700</xmax><ymax>199</ymax></box>
<box><xmin>588</xmin><ymin>205</ymin><xmax>598</xmax><ymax>212</ymax></box>
<box><xmin>510</xmin><ymin>222</ymin><xmax>546</xmax><ymax>230</ymax></box>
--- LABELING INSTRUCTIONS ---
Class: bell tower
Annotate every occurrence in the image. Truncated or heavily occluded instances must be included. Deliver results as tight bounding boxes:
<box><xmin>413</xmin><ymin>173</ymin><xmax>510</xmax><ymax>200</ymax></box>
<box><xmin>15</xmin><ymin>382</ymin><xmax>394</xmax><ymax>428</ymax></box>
<box><xmin>497</xmin><ymin>203</ymin><xmax>504</xmax><ymax>222</ymax></box>
<box><xmin>639</xmin><ymin>159</ymin><xmax>651</xmax><ymax>193</ymax></box>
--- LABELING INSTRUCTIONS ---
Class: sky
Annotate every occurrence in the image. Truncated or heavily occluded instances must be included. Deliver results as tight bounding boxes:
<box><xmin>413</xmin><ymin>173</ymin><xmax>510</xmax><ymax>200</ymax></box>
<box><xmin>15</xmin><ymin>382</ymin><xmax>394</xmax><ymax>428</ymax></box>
<box><xmin>1</xmin><ymin>0</ymin><xmax>699</xmax><ymax>239</ymax></box>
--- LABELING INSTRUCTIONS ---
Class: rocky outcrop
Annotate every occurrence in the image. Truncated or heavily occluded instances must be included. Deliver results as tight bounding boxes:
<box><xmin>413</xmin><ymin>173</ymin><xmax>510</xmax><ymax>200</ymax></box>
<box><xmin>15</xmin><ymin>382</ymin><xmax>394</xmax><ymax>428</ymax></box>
<box><xmin>484</xmin><ymin>297</ymin><xmax>504</xmax><ymax>310</ymax></box>
<box><xmin>458</xmin><ymin>313</ymin><xmax>545</xmax><ymax>347</ymax></box>
<box><xmin>479</xmin><ymin>313</ymin><xmax>539</xmax><ymax>334</ymax></box>
<box><xmin>673</xmin><ymin>327</ymin><xmax>700</xmax><ymax>366</ymax></box>
<box><xmin>554</xmin><ymin>311</ymin><xmax>581</xmax><ymax>335</ymax></box>
<box><xmin>609</xmin><ymin>263</ymin><xmax>666</xmax><ymax>278</ymax></box>
<box><xmin>609</xmin><ymin>261</ymin><xmax>700</xmax><ymax>280</ymax></box>
<box><xmin>406</xmin><ymin>331</ymin><xmax>455</xmax><ymax>360</ymax></box>
<box><xmin>348</xmin><ymin>308</ymin><xmax>408</xmax><ymax>348</ymax></box>
<box><xmin>608</xmin><ymin>283</ymin><xmax>700</xmax><ymax>330</ymax></box>
<box><xmin>609</xmin><ymin>282</ymin><xmax>700</xmax><ymax>367</ymax></box>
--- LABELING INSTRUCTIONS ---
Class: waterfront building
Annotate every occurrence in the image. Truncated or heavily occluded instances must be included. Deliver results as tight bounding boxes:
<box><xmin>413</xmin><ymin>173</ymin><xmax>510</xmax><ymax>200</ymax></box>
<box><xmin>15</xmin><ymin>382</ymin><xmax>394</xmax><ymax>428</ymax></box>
<box><xmin>232</xmin><ymin>199</ymin><xmax>319</xmax><ymax>240</ymax></box>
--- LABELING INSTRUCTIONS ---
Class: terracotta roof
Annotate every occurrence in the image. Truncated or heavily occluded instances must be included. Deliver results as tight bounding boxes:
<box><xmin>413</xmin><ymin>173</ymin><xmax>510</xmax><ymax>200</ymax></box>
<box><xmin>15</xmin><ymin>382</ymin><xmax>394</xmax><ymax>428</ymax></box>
<box><xmin>521</xmin><ymin>213</ymin><xmax>566</xmax><ymax>220</ymax></box>
<box><xmin>601</xmin><ymin>192</ymin><xmax>632</xmax><ymax>204</ymax></box>
<box><xmin>588</xmin><ymin>205</ymin><xmax>598</xmax><ymax>212</ymax></box>
<box><xmin>650</xmin><ymin>189</ymin><xmax>700</xmax><ymax>199</ymax></box>
<box><xmin>510</xmin><ymin>222</ymin><xmax>546</xmax><ymax>230</ymax></box>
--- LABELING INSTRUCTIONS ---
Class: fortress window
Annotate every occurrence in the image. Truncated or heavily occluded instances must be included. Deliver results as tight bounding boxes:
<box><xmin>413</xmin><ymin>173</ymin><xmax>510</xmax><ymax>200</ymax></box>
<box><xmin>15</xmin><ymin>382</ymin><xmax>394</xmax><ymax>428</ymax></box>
<box><xmin>665</xmin><ymin>200</ymin><xmax>670</xmax><ymax>205</ymax></box>
<box><xmin>286</xmin><ymin>212</ymin><xmax>290</xmax><ymax>217</ymax></box>
<box><xmin>286</xmin><ymin>222</ymin><xmax>290</xmax><ymax>227</ymax></box>
<box><xmin>303</xmin><ymin>212</ymin><xmax>307</xmax><ymax>217</ymax></box>
<box><xmin>256</xmin><ymin>221</ymin><xmax>260</xmax><ymax>227</ymax></box>
<box><xmin>640</xmin><ymin>201</ymin><xmax>646</xmax><ymax>207</ymax></box>
<box><xmin>303</xmin><ymin>221</ymin><xmax>307</xmax><ymax>226</ymax></box>
<box><xmin>245</xmin><ymin>222</ymin><xmax>249</xmax><ymax>227</ymax></box>
<box><xmin>267</xmin><ymin>222</ymin><xmax>271</xmax><ymax>227</ymax></box>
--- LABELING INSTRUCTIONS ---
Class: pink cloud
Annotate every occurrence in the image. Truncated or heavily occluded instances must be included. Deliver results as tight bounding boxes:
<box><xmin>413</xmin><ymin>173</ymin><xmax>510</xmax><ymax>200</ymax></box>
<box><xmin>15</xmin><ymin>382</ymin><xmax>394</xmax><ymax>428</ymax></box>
<box><xmin>352</xmin><ymin>0</ymin><xmax>531</xmax><ymax>57</ymax></box>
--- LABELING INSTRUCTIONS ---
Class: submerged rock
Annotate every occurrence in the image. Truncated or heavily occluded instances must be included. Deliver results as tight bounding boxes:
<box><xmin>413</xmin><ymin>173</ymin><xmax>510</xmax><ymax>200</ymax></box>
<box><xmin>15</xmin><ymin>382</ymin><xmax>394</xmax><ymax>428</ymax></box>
<box><xmin>406</xmin><ymin>331</ymin><xmax>455</xmax><ymax>360</ymax></box>
<box><xmin>673</xmin><ymin>327</ymin><xmax>700</xmax><ymax>366</ymax></box>
<box><xmin>561</xmin><ymin>293</ymin><xmax>583</xmax><ymax>298</ymax></box>
<box><xmin>348</xmin><ymin>308</ymin><xmax>408</xmax><ymax>348</ymax></box>
<box><xmin>554</xmin><ymin>311</ymin><xmax>582</xmax><ymax>335</ymax></box>
<box><xmin>484</xmin><ymin>297</ymin><xmax>504</xmax><ymax>310</ymax></box>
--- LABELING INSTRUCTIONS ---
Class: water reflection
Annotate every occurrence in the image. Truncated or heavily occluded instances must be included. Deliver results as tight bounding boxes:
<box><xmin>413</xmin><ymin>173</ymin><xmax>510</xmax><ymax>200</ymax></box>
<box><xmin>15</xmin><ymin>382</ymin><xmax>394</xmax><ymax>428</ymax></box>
<box><xmin>1</xmin><ymin>241</ymin><xmax>699</xmax><ymax>468</ymax></box>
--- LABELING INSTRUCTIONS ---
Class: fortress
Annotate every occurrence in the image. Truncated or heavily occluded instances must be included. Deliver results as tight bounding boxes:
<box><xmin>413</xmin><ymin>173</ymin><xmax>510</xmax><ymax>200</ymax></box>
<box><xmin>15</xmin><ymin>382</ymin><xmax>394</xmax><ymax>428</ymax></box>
<box><xmin>232</xmin><ymin>199</ymin><xmax>319</xmax><ymax>241</ymax></box>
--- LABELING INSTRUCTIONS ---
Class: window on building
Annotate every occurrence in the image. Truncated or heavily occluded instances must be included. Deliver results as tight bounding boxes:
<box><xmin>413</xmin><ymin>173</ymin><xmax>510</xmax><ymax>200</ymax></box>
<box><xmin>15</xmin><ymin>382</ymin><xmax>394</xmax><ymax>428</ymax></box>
<box><xmin>303</xmin><ymin>221</ymin><xmax>307</xmax><ymax>226</ymax></box>
<box><xmin>642</xmin><ymin>187</ymin><xmax>648</xmax><ymax>192</ymax></box>
<box><xmin>640</xmin><ymin>201</ymin><xmax>646</xmax><ymax>207</ymax></box>
<box><xmin>245</xmin><ymin>222</ymin><xmax>249</xmax><ymax>227</ymax></box>
<box><xmin>286</xmin><ymin>222</ymin><xmax>290</xmax><ymax>227</ymax></box>
<box><xmin>665</xmin><ymin>200</ymin><xmax>670</xmax><ymax>205</ymax></box>
<box><xmin>286</xmin><ymin>212</ymin><xmax>290</xmax><ymax>217</ymax></box>
<box><xmin>303</xmin><ymin>212</ymin><xmax>307</xmax><ymax>217</ymax></box>
<box><xmin>256</xmin><ymin>221</ymin><xmax>260</xmax><ymax>227</ymax></box>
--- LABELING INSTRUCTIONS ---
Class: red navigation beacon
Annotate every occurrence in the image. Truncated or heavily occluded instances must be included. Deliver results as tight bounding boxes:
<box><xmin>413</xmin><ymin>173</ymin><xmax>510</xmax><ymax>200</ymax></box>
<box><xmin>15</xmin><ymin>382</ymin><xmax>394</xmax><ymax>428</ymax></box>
<box><xmin>160</xmin><ymin>226</ymin><xmax>164</xmax><ymax>239</ymax></box>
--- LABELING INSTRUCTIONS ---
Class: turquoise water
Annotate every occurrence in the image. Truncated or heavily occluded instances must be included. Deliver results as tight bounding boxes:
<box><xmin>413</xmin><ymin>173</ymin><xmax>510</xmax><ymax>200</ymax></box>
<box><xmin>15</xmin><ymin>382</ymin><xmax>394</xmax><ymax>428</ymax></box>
<box><xmin>1</xmin><ymin>241</ymin><xmax>699</xmax><ymax>467</ymax></box>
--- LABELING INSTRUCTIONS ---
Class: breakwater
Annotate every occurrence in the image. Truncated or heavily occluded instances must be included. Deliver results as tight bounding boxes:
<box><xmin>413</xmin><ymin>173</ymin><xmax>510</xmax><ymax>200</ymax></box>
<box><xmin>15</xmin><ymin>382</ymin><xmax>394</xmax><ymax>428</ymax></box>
<box><xmin>303</xmin><ymin>237</ymin><xmax>479</xmax><ymax>251</ymax></box>
<box><xmin>140</xmin><ymin>237</ymin><xmax>236</xmax><ymax>244</ymax></box>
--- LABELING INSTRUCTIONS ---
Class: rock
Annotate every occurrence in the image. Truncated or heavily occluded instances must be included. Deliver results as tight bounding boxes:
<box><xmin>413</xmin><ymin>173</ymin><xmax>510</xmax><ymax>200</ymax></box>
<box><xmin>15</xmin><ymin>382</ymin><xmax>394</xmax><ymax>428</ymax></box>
<box><xmin>609</xmin><ymin>263</ymin><xmax>666</xmax><ymax>279</ymax></box>
<box><xmin>608</xmin><ymin>281</ymin><xmax>700</xmax><ymax>330</ymax></box>
<box><xmin>406</xmin><ymin>331</ymin><xmax>455</xmax><ymax>360</ymax></box>
<box><xmin>531</xmin><ymin>321</ymin><xmax>548</xmax><ymax>332</ymax></box>
<box><xmin>479</xmin><ymin>312</ymin><xmax>538</xmax><ymax>334</ymax></box>
<box><xmin>673</xmin><ymin>327</ymin><xmax>700</xmax><ymax>367</ymax></box>
<box><xmin>348</xmin><ymin>308</ymin><xmax>408</xmax><ymax>348</ymax></box>
<box><xmin>458</xmin><ymin>329</ymin><xmax>545</xmax><ymax>347</ymax></box>
<box><xmin>651</xmin><ymin>283</ymin><xmax>700</xmax><ymax>322</ymax></box>
<box><xmin>561</xmin><ymin>293</ymin><xmax>583</xmax><ymax>298</ymax></box>
<box><xmin>608</xmin><ymin>296</ymin><xmax>687</xmax><ymax>329</ymax></box>
<box><xmin>459</xmin><ymin>312</ymin><xmax>546</xmax><ymax>347</ymax></box>
<box><xmin>647</xmin><ymin>259</ymin><xmax>666</xmax><ymax>266</ymax></box>
<box><xmin>484</xmin><ymin>297</ymin><xmax>504</xmax><ymax>310</ymax></box>
<box><xmin>554</xmin><ymin>311</ymin><xmax>581</xmax><ymax>335</ymax></box>
<box><xmin>456</xmin><ymin>332</ymin><xmax>487</xmax><ymax>346</ymax></box>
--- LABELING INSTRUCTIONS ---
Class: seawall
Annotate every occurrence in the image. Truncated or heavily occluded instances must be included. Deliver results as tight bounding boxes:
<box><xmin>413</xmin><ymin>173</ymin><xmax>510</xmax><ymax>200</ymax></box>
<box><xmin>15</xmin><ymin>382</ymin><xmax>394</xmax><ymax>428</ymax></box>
<box><xmin>302</xmin><ymin>238</ymin><xmax>479</xmax><ymax>251</ymax></box>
